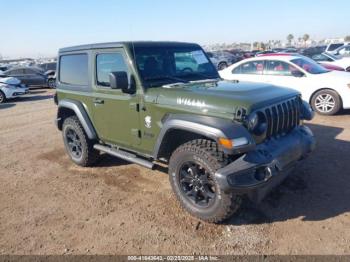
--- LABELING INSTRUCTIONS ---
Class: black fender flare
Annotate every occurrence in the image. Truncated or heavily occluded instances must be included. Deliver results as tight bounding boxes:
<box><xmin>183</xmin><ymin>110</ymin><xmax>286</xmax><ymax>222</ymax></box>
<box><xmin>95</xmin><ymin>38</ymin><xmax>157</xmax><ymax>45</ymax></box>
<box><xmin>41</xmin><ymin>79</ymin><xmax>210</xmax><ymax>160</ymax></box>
<box><xmin>57</xmin><ymin>99</ymin><xmax>97</xmax><ymax>140</ymax></box>
<box><xmin>153</xmin><ymin>114</ymin><xmax>255</xmax><ymax>158</ymax></box>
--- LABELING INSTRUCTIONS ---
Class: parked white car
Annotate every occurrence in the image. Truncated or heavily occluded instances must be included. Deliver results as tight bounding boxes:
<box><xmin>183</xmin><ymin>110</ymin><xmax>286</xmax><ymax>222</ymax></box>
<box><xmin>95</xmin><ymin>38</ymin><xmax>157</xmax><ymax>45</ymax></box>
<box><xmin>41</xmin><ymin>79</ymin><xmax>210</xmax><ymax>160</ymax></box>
<box><xmin>310</xmin><ymin>52</ymin><xmax>350</xmax><ymax>71</ymax></box>
<box><xmin>0</xmin><ymin>77</ymin><xmax>29</xmax><ymax>103</ymax></box>
<box><xmin>219</xmin><ymin>54</ymin><xmax>350</xmax><ymax>115</ymax></box>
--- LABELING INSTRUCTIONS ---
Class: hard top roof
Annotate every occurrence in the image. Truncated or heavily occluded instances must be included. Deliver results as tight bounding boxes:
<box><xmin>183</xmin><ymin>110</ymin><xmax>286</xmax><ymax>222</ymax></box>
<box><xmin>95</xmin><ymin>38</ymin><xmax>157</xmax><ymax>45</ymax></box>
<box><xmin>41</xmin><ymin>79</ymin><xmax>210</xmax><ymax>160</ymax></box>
<box><xmin>59</xmin><ymin>41</ymin><xmax>200</xmax><ymax>53</ymax></box>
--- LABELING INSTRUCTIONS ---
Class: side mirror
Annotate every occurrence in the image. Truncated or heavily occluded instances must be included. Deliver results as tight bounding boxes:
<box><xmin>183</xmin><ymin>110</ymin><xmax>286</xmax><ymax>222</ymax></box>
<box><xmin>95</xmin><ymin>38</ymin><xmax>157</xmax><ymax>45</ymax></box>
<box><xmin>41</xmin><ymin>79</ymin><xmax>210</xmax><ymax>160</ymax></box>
<box><xmin>109</xmin><ymin>71</ymin><xmax>135</xmax><ymax>94</ymax></box>
<box><xmin>291</xmin><ymin>70</ymin><xmax>305</xmax><ymax>77</ymax></box>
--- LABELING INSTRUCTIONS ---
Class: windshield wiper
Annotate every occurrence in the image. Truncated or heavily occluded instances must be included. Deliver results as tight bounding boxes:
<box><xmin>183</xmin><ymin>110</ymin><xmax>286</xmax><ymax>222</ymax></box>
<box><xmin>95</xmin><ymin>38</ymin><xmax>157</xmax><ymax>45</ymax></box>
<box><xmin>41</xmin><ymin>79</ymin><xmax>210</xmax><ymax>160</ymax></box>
<box><xmin>144</xmin><ymin>75</ymin><xmax>188</xmax><ymax>83</ymax></box>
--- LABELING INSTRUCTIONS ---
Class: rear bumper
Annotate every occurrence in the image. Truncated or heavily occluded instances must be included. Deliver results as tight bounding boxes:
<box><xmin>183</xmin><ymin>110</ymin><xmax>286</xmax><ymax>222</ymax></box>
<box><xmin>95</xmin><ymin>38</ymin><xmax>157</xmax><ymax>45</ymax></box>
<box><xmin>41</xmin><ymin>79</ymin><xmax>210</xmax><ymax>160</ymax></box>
<box><xmin>215</xmin><ymin>125</ymin><xmax>315</xmax><ymax>202</ymax></box>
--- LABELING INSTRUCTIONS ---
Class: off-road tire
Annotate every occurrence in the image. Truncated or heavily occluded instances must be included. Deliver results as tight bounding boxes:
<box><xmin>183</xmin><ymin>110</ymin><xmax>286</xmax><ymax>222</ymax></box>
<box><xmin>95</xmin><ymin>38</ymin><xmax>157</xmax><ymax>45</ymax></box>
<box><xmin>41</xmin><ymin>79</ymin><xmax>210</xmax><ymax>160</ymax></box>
<box><xmin>0</xmin><ymin>91</ymin><xmax>6</xmax><ymax>103</ymax></box>
<box><xmin>62</xmin><ymin>116</ymin><xmax>99</xmax><ymax>167</ymax></box>
<box><xmin>311</xmin><ymin>89</ymin><xmax>341</xmax><ymax>115</ymax></box>
<box><xmin>168</xmin><ymin>139</ymin><xmax>241</xmax><ymax>223</ymax></box>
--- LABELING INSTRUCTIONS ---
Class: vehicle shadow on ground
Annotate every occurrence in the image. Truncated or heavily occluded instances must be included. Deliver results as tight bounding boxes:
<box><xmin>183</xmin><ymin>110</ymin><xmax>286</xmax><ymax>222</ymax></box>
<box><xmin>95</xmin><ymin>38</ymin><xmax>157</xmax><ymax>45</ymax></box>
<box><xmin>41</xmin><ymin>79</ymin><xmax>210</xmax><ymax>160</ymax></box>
<box><xmin>95</xmin><ymin>153</ymin><xmax>131</xmax><ymax>168</ymax></box>
<box><xmin>227</xmin><ymin>123</ymin><xmax>350</xmax><ymax>225</ymax></box>
<box><xmin>0</xmin><ymin>103</ymin><xmax>16</xmax><ymax>109</ymax></box>
<box><xmin>12</xmin><ymin>94</ymin><xmax>53</xmax><ymax>103</ymax></box>
<box><xmin>28</xmin><ymin>89</ymin><xmax>50</xmax><ymax>95</ymax></box>
<box><xmin>340</xmin><ymin>109</ymin><xmax>350</xmax><ymax>115</ymax></box>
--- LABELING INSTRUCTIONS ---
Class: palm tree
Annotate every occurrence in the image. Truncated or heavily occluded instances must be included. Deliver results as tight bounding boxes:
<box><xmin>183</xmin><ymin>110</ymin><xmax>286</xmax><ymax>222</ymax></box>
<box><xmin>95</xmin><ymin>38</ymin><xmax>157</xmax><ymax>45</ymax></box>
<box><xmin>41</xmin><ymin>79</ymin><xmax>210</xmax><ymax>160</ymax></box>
<box><xmin>287</xmin><ymin>34</ymin><xmax>294</xmax><ymax>45</ymax></box>
<box><xmin>303</xmin><ymin>34</ymin><xmax>310</xmax><ymax>47</ymax></box>
<box><xmin>345</xmin><ymin>35</ymin><xmax>350</xmax><ymax>42</ymax></box>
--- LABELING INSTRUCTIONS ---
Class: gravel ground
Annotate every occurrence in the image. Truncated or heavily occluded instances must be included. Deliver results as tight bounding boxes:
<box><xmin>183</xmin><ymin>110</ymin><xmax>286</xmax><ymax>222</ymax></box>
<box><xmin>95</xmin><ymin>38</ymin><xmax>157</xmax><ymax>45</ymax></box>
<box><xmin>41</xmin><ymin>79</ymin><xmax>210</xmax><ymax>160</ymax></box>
<box><xmin>0</xmin><ymin>89</ymin><xmax>349</xmax><ymax>255</ymax></box>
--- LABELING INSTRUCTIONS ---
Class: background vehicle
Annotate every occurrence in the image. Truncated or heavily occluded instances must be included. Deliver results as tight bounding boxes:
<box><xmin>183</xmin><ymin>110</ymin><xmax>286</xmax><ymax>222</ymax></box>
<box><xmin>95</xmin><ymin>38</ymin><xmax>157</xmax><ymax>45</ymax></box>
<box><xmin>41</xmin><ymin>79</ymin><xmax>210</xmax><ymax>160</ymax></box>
<box><xmin>220</xmin><ymin>54</ymin><xmax>350</xmax><ymax>115</ymax></box>
<box><xmin>207</xmin><ymin>51</ymin><xmax>240</xmax><ymax>70</ymax></box>
<box><xmin>0</xmin><ymin>77</ymin><xmax>29</xmax><ymax>103</ymax></box>
<box><xmin>308</xmin><ymin>52</ymin><xmax>350</xmax><ymax>71</ymax></box>
<box><xmin>325</xmin><ymin>42</ymin><xmax>348</xmax><ymax>54</ymax></box>
<box><xmin>334</xmin><ymin>45</ymin><xmax>350</xmax><ymax>57</ymax></box>
<box><xmin>55</xmin><ymin>41</ymin><xmax>315</xmax><ymax>223</ymax></box>
<box><xmin>255</xmin><ymin>50</ymin><xmax>276</xmax><ymax>56</ymax></box>
<box><xmin>37</xmin><ymin>62</ymin><xmax>57</xmax><ymax>72</ymax></box>
<box><xmin>301</xmin><ymin>45</ymin><xmax>327</xmax><ymax>56</ymax></box>
<box><xmin>2</xmin><ymin>66</ymin><xmax>56</xmax><ymax>88</ymax></box>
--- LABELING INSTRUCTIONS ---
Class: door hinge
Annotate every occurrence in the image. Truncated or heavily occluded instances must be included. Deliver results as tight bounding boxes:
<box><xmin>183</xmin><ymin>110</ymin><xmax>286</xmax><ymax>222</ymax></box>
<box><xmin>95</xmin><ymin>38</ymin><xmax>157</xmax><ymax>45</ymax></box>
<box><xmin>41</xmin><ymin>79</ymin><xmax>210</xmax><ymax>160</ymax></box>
<box><xmin>129</xmin><ymin>102</ymin><xmax>140</xmax><ymax>112</ymax></box>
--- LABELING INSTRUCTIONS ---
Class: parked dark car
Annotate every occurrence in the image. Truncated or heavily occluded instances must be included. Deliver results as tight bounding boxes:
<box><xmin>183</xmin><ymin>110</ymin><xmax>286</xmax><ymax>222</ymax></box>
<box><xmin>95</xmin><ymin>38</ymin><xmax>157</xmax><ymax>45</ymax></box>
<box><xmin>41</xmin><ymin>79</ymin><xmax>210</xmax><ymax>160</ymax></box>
<box><xmin>301</xmin><ymin>45</ymin><xmax>327</xmax><ymax>56</ymax></box>
<box><xmin>2</xmin><ymin>66</ymin><xmax>56</xmax><ymax>88</ymax></box>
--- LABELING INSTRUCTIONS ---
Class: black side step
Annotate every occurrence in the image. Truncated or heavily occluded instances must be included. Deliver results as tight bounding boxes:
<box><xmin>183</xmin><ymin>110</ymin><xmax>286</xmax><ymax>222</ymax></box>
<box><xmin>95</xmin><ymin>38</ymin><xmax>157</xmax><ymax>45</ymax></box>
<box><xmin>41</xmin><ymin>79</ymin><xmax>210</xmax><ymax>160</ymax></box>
<box><xmin>93</xmin><ymin>144</ymin><xmax>154</xmax><ymax>169</ymax></box>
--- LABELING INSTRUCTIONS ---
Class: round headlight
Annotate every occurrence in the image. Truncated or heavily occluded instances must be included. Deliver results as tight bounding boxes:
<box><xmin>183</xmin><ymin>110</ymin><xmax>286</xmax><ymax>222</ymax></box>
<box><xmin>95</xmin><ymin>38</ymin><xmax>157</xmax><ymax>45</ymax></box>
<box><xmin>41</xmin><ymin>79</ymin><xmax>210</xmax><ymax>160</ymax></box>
<box><xmin>247</xmin><ymin>113</ymin><xmax>259</xmax><ymax>131</ymax></box>
<box><xmin>247</xmin><ymin>112</ymin><xmax>267</xmax><ymax>136</ymax></box>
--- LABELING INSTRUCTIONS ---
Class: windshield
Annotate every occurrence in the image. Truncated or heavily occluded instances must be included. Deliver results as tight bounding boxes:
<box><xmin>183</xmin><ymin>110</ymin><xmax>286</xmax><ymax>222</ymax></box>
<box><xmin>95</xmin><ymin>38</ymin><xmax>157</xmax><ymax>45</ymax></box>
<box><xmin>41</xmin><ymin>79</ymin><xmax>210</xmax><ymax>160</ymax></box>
<box><xmin>133</xmin><ymin>45</ymin><xmax>219</xmax><ymax>87</ymax></box>
<box><xmin>291</xmin><ymin>57</ymin><xmax>329</xmax><ymax>74</ymax></box>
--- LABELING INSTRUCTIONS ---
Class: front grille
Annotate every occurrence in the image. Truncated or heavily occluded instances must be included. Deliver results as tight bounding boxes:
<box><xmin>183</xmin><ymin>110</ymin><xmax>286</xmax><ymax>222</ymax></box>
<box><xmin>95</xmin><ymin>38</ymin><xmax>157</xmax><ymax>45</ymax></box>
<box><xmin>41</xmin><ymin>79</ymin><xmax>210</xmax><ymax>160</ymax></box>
<box><xmin>261</xmin><ymin>97</ymin><xmax>302</xmax><ymax>139</ymax></box>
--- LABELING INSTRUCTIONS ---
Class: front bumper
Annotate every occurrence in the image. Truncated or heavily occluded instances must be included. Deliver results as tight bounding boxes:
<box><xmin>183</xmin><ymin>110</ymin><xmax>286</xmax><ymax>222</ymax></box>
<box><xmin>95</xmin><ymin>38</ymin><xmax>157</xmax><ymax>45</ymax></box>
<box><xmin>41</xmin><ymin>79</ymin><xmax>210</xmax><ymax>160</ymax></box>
<box><xmin>3</xmin><ymin>87</ymin><xmax>29</xmax><ymax>99</ymax></box>
<box><xmin>215</xmin><ymin>125</ymin><xmax>315</xmax><ymax>202</ymax></box>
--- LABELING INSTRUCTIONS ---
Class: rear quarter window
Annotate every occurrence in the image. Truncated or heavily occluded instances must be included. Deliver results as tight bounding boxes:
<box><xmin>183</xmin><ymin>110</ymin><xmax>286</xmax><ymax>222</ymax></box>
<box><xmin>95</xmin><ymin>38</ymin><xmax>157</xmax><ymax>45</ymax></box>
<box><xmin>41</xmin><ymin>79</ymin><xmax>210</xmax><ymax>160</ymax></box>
<box><xmin>59</xmin><ymin>54</ymin><xmax>88</xmax><ymax>85</ymax></box>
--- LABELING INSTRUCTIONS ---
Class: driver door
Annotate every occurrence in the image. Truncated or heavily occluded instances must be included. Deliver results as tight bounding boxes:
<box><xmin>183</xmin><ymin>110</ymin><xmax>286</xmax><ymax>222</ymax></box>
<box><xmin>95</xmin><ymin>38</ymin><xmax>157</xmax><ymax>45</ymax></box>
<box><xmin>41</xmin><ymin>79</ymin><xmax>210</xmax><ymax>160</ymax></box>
<box><xmin>91</xmin><ymin>49</ymin><xmax>141</xmax><ymax>149</ymax></box>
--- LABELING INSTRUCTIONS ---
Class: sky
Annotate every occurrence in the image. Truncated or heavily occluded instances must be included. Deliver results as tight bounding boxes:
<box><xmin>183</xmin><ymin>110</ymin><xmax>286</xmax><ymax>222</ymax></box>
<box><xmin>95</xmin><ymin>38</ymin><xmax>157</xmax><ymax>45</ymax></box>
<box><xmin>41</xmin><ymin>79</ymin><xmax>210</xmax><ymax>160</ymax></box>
<box><xmin>1</xmin><ymin>0</ymin><xmax>349</xmax><ymax>58</ymax></box>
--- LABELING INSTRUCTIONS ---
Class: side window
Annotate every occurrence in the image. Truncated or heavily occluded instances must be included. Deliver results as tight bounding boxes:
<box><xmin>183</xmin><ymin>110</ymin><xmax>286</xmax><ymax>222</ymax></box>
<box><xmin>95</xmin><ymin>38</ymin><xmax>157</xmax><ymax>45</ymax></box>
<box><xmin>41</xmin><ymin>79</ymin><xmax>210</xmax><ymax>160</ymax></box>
<box><xmin>8</xmin><ymin>69</ymin><xmax>23</xmax><ymax>75</ymax></box>
<box><xmin>238</xmin><ymin>61</ymin><xmax>264</xmax><ymax>75</ymax></box>
<box><xmin>265</xmin><ymin>60</ymin><xmax>298</xmax><ymax>76</ymax></box>
<box><xmin>59</xmin><ymin>54</ymin><xmax>88</xmax><ymax>86</ymax></box>
<box><xmin>96</xmin><ymin>53</ymin><xmax>128</xmax><ymax>87</ymax></box>
<box><xmin>24</xmin><ymin>69</ymin><xmax>35</xmax><ymax>74</ymax></box>
<box><xmin>328</xmin><ymin>43</ymin><xmax>343</xmax><ymax>51</ymax></box>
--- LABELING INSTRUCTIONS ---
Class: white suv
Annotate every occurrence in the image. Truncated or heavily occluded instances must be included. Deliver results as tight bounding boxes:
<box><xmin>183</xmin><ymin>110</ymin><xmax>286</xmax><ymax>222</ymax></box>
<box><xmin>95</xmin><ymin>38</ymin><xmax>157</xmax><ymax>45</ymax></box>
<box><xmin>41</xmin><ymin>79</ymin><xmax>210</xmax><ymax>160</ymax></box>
<box><xmin>0</xmin><ymin>77</ymin><xmax>29</xmax><ymax>103</ymax></box>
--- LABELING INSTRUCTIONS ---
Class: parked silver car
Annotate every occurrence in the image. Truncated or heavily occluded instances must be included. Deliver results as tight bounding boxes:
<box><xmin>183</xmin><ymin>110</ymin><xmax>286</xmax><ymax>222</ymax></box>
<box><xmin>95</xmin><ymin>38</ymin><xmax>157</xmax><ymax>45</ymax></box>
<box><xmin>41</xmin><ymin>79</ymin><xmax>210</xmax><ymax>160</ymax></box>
<box><xmin>206</xmin><ymin>51</ymin><xmax>240</xmax><ymax>70</ymax></box>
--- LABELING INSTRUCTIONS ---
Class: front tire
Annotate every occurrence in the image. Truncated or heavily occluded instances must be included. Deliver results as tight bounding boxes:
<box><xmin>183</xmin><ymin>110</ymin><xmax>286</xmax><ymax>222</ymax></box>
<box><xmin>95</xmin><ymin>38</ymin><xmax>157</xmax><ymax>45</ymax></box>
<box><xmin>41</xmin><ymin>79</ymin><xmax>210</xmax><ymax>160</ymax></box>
<box><xmin>0</xmin><ymin>91</ymin><xmax>6</xmax><ymax>103</ymax></box>
<box><xmin>62</xmin><ymin>116</ymin><xmax>99</xmax><ymax>167</ymax></box>
<box><xmin>311</xmin><ymin>89</ymin><xmax>341</xmax><ymax>115</ymax></box>
<box><xmin>168</xmin><ymin>139</ymin><xmax>241</xmax><ymax>223</ymax></box>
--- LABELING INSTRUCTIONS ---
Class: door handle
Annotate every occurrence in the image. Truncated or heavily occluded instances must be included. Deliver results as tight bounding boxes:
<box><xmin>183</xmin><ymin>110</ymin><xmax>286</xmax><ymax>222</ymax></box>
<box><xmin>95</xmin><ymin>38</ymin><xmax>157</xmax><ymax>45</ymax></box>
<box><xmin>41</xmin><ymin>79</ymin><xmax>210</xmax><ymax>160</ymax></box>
<box><xmin>93</xmin><ymin>98</ymin><xmax>104</xmax><ymax>104</ymax></box>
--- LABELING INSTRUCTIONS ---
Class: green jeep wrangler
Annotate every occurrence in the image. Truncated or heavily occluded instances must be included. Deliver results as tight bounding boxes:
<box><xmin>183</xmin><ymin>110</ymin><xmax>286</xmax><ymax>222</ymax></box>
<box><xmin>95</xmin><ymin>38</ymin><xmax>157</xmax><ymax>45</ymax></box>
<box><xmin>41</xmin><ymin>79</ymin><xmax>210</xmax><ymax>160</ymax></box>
<box><xmin>55</xmin><ymin>41</ymin><xmax>315</xmax><ymax>223</ymax></box>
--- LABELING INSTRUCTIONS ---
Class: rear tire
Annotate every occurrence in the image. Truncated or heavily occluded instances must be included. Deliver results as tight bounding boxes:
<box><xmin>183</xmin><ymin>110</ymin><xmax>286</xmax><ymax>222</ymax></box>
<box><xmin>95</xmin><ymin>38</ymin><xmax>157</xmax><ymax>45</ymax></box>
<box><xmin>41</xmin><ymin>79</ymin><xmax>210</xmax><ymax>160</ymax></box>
<box><xmin>168</xmin><ymin>139</ymin><xmax>241</xmax><ymax>223</ymax></box>
<box><xmin>62</xmin><ymin>116</ymin><xmax>99</xmax><ymax>167</ymax></box>
<box><xmin>311</xmin><ymin>89</ymin><xmax>341</xmax><ymax>115</ymax></box>
<box><xmin>0</xmin><ymin>91</ymin><xmax>6</xmax><ymax>103</ymax></box>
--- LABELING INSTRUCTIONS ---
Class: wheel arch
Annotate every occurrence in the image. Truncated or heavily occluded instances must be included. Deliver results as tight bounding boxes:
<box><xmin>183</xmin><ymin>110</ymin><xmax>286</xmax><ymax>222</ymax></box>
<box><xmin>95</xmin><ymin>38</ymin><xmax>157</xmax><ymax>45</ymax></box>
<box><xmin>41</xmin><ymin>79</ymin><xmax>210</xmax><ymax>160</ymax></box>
<box><xmin>56</xmin><ymin>99</ymin><xmax>97</xmax><ymax>140</ymax></box>
<box><xmin>153</xmin><ymin>114</ymin><xmax>255</xmax><ymax>161</ymax></box>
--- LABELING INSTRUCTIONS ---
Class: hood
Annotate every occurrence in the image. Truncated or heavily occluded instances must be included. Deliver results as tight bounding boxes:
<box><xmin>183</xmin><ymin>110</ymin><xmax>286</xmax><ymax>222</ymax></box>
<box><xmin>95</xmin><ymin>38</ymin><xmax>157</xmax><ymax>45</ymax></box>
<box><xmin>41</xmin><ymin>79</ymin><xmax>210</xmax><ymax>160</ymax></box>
<box><xmin>0</xmin><ymin>77</ymin><xmax>21</xmax><ymax>85</ymax></box>
<box><xmin>314</xmin><ymin>70</ymin><xmax>350</xmax><ymax>83</ymax></box>
<box><xmin>145</xmin><ymin>80</ymin><xmax>300</xmax><ymax>119</ymax></box>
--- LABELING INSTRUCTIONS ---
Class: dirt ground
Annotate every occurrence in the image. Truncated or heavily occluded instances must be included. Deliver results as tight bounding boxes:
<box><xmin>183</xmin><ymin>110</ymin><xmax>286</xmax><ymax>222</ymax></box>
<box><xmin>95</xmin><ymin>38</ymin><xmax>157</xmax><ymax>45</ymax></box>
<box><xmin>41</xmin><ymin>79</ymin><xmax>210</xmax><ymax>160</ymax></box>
<box><xmin>0</xmin><ymin>89</ymin><xmax>349</xmax><ymax>255</ymax></box>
